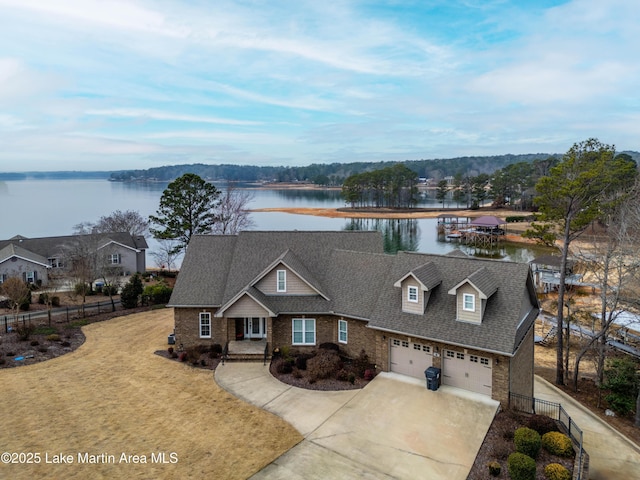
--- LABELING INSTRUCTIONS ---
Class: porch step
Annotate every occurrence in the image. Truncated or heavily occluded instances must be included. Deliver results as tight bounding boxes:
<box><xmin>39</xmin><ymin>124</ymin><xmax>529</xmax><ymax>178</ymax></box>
<box><xmin>225</xmin><ymin>353</ymin><xmax>271</xmax><ymax>362</ymax></box>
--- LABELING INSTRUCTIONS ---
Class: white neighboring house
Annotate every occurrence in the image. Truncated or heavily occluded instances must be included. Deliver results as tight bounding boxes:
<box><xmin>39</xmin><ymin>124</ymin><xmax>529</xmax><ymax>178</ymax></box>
<box><xmin>0</xmin><ymin>233</ymin><xmax>148</xmax><ymax>287</ymax></box>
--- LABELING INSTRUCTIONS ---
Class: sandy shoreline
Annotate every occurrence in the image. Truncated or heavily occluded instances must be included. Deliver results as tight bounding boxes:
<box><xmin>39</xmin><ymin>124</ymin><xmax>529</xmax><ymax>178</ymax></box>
<box><xmin>250</xmin><ymin>206</ymin><xmax>541</xmax><ymax>246</ymax></box>
<box><xmin>250</xmin><ymin>206</ymin><xmax>524</xmax><ymax>220</ymax></box>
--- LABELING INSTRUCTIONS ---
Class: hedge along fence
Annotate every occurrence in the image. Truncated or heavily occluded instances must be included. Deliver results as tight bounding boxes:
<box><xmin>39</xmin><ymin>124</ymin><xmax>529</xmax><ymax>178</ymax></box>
<box><xmin>509</xmin><ymin>392</ymin><xmax>588</xmax><ymax>480</ymax></box>
<box><xmin>505</xmin><ymin>215</ymin><xmax>536</xmax><ymax>223</ymax></box>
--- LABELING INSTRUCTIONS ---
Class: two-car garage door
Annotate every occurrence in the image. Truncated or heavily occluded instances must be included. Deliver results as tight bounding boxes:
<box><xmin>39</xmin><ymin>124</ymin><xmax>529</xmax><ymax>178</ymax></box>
<box><xmin>389</xmin><ymin>341</ymin><xmax>493</xmax><ymax>397</ymax></box>
<box><xmin>390</xmin><ymin>339</ymin><xmax>432</xmax><ymax>378</ymax></box>
<box><xmin>442</xmin><ymin>349</ymin><xmax>492</xmax><ymax>396</ymax></box>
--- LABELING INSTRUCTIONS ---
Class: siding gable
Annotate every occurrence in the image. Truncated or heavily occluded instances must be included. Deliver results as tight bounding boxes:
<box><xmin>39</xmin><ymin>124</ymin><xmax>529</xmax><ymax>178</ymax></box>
<box><xmin>393</xmin><ymin>262</ymin><xmax>442</xmax><ymax>315</ymax></box>
<box><xmin>447</xmin><ymin>268</ymin><xmax>499</xmax><ymax>324</ymax></box>
<box><xmin>255</xmin><ymin>263</ymin><xmax>317</xmax><ymax>295</ymax></box>
<box><xmin>223</xmin><ymin>293</ymin><xmax>271</xmax><ymax>317</ymax></box>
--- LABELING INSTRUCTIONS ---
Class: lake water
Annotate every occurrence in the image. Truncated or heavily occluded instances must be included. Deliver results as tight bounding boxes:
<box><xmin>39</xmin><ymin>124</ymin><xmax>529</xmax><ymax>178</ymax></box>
<box><xmin>0</xmin><ymin>179</ymin><xmax>550</xmax><ymax>266</ymax></box>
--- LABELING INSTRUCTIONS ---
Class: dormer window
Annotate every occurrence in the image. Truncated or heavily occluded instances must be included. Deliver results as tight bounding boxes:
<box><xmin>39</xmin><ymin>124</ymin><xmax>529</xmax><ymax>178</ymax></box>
<box><xmin>463</xmin><ymin>293</ymin><xmax>475</xmax><ymax>312</ymax></box>
<box><xmin>277</xmin><ymin>269</ymin><xmax>286</xmax><ymax>292</ymax></box>
<box><xmin>407</xmin><ymin>286</ymin><xmax>418</xmax><ymax>303</ymax></box>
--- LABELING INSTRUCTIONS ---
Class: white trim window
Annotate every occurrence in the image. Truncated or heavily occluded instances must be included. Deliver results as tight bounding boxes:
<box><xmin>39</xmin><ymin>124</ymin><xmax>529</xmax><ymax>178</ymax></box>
<box><xmin>109</xmin><ymin>254</ymin><xmax>121</xmax><ymax>265</ymax></box>
<box><xmin>292</xmin><ymin>318</ymin><xmax>315</xmax><ymax>345</ymax></box>
<box><xmin>407</xmin><ymin>285</ymin><xmax>418</xmax><ymax>303</ymax></box>
<box><xmin>463</xmin><ymin>293</ymin><xmax>475</xmax><ymax>311</ymax></box>
<box><xmin>338</xmin><ymin>319</ymin><xmax>348</xmax><ymax>344</ymax></box>
<box><xmin>199</xmin><ymin>312</ymin><xmax>211</xmax><ymax>338</ymax></box>
<box><xmin>277</xmin><ymin>269</ymin><xmax>286</xmax><ymax>292</ymax></box>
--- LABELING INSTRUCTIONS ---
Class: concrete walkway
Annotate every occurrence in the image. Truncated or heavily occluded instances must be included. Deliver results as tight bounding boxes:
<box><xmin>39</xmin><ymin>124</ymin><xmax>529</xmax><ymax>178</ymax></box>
<box><xmin>534</xmin><ymin>376</ymin><xmax>640</xmax><ymax>480</ymax></box>
<box><xmin>215</xmin><ymin>362</ymin><xmax>499</xmax><ymax>480</ymax></box>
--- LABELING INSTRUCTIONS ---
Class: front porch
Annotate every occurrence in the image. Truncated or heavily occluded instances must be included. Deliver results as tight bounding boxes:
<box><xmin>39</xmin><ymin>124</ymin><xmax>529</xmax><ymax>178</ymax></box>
<box><xmin>225</xmin><ymin>339</ymin><xmax>270</xmax><ymax>362</ymax></box>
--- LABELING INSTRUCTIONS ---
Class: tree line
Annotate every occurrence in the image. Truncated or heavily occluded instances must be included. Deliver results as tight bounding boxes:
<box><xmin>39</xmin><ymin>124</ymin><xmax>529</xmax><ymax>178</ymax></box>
<box><xmin>108</xmin><ymin>153</ymin><xmax>580</xmax><ymax>185</ymax></box>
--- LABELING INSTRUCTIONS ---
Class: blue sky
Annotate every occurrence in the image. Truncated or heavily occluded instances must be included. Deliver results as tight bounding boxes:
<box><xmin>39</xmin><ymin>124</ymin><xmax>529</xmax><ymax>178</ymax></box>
<box><xmin>0</xmin><ymin>0</ymin><xmax>638</xmax><ymax>172</ymax></box>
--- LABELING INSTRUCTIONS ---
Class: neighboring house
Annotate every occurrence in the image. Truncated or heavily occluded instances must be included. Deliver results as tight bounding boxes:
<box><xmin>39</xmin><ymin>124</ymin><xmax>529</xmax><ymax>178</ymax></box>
<box><xmin>0</xmin><ymin>233</ymin><xmax>148</xmax><ymax>286</ymax></box>
<box><xmin>168</xmin><ymin>231</ymin><xmax>539</xmax><ymax>405</ymax></box>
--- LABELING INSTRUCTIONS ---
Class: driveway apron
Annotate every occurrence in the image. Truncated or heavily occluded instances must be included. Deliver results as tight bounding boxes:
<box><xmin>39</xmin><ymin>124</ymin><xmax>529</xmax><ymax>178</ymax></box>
<box><xmin>215</xmin><ymin>364</ymin><xmax>499</xmax><ymax>479</ymax></box>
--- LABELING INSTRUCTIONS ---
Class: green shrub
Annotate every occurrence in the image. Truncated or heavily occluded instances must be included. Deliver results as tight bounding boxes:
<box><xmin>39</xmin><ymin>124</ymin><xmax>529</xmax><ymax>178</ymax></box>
<box><xmin>514</xmin><ymin>427</ymin><xmax>541</xmax><ymax>459</ymax></box>
<box><xmin>51</xmin><ymin>296</ymin><xmax>60</xmax><ymax>307</ymax></box>
<box><xmin>47</xmin><ymin>333</ymin><xmax>61</xmax><ymax>342</ymax></box>
<box><xmin>307</xmin><ymin>349</ymin><xmax>342</xmax><ymax>380</ymax></box>
<box><xmin>120</xmin><ymin>274</ymin><xmax>143</xmax><ymax>308</ymax></box>
<box><xmin>602</xmin><ymin>357</ymin><xmax>640</xmax><ymax>416</ymax></box>
<box><xmin>544</xmin><ymin>463</ymin><xmax>571</xmax><ymax>480</ymax></box>
<box><xmin>35</xmin><ymin>326</ymin><xmax>57</xmax><ymax>335</ymax></box>
<box><xmin>541</xmin><ymin>431</ymin><xmax>574</xmax><ymax>457</ymax></box>
<box><xmin>74</xmin><ymin>283</ymin><xmax>92</xmax><ymax>296</ymax></box>
<box><xmin>142</xmin><ymin>283</ymin><xmax>173</xmax><ymax>305</ymax></box>
<box><xmin>102</xmin><ymin>285</ymin><xmax>119</xmax><ymax>296</ymax></box>
<box><xmin>507</xmin><ymin>452</ymin><xmax>536</xmax><ymax>480</ymax></box>
<box><xmin>527</xmin><ymin>414</ymin><xmax>559</xmax><ymax>435</ymax></box>
<box><xmin>487</xmin><ymin>460</ymin><xmax>501</xmax><ymax>477</ymax></box>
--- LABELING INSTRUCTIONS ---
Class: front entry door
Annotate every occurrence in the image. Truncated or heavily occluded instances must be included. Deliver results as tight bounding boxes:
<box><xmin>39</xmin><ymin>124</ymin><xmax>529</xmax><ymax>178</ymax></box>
<box><xmin>244</xmin><ymin>317</ymin><xmax>265</xmax><ymax>339</ymax></box>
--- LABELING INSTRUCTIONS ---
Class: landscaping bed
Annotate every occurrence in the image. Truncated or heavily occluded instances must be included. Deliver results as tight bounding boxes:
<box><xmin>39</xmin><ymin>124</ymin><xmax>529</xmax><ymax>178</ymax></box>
<box><xmin>468</xmin><ymin>410</ymin><xmax>575</xmax><ymax>480</ymax></box>
<box><xmin>0</xmin><ymin>301</ymin><xmax>151</xmax><ymax>369</ymax></box>
<box><xmin>269</xmin><ymin>344</ymin><xmax>377</xmax><ymax>391</ymax></box>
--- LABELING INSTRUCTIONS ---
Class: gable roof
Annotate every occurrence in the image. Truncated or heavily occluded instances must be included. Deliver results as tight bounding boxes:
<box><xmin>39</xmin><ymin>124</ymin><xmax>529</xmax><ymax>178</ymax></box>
<box><xmin>0</xmin><ymin>232</ymin><xmax>148</xmax><ymax>259</ymax></box>
<box><xmin>367</xmin><ymin>251</ymin><xmax>537</xmax><ymax>355</ymax></box>
<box><xmin>169</xmin><ymin>231</ymin><xmax>384</xmax><ymax>308</ymax></box>
<box><xmin>0</xmin><ymin>243</ymin><xmax>50</xmax><ymax>267</ymax></box>
<box><xmin>393</xmin><ymin>262</ymin><xmax>442</xmax><ymax>291</ymax></box>
<box><xmin>447</xmin><ymin>267</ymin><xmax>498</xmax><ymax>299</ymax></box>
<box><xmin>169</xmin><ymin>231</ymin><xmax>539</xmax><ymax>355</ymax></box>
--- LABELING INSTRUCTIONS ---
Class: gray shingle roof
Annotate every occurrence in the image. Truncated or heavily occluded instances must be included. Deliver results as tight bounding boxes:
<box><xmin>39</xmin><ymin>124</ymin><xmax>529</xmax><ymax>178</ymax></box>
<box><xmin>0</xmin><ymin>232</ymin><xmax>147</xmax><ymax>259</ymax></box>
<box><xmin>169</xmin><ymin>231</ymin><xmax>539</xmax><ymax>355</ymax></box>
<box><xmin>0</xmin><ymin>243</ymin><xmax>49</xmax><ymax>266</ymax></box>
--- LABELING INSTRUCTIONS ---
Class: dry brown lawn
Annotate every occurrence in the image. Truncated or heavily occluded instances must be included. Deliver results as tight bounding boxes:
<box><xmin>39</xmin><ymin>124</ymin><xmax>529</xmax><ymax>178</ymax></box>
<box><xmin>0</xmin><ymin>309</ymin><xmax>301</xmax><ymax>479</ymax></box>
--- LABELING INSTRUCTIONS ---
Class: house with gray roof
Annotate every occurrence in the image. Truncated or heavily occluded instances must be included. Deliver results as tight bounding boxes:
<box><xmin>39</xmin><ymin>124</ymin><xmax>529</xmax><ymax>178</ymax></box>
<box><xmin>0</xmin><ymin>233</ymin><xmax>148</xmax><ymax>286</ymax></box>
<box><xmin>168</xmin><ymin>230</ymin><xmax>539</xmax><ymax>404</ymax></box>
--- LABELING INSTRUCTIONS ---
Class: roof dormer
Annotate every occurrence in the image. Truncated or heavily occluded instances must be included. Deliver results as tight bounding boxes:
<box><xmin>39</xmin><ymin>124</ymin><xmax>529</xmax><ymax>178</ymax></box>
<box><xmin>394</xmin><ymin>262</ymin><xmax>442</xmax><ymax>314</ymax></box>
<box><xmin>447</xmin><ymin>267</ymin><xmax>498</xmax><ymax>324</ymax></box>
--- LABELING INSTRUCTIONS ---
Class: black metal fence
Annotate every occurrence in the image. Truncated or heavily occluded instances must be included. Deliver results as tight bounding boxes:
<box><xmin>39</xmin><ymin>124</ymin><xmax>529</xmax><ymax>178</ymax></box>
<box><xmin>2</xmin><ymin>301</ymin><xmax>119</xmax><ymax>332</ymax></box>
<box><xmin>510</xmin><ymin>392</ymin><xmax>586</xmax><ymax>480</ymax></box>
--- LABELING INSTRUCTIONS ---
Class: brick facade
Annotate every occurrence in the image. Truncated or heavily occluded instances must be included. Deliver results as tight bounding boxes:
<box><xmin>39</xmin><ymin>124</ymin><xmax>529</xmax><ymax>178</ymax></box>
<box><xmin>175</xmin><ymin>306</ymin><xmax>532</xmax><ymax>406</ymax></box>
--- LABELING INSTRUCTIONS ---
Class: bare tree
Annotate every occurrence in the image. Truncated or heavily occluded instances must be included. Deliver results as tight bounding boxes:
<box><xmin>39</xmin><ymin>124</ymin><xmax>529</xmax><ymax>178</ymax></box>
<box><xmin>1</xmin><ymin>277</ymin><xmax>30</xmax><ymax>321</ymax></box>
<box><xmin>150</xmin><ymin>239</ymin><xmax>181</xmax><ymax>273</ymax></box>
<box><xmin>63</xmin><ymin>235</ymin><xmax>99</xmax><ymax>317</ymax></box>
<box><xmin>212</xmin><ymin>183</ymin><xmax>255</xmax><ymax>235</ymax></box>
<box><xmin>42</xmin><ymin>270</ymin><xmax>65</xmax><ymax>326</ymax></box>
<box><xmin>571</xmin><ymin>178</ymin><xmax>640</xmax><ymax>397</ymax></box>
<box><xmin>95</xmin><ymin>242</ymin><xmax>124</xmax><ymax>312</ymax></box>
<box><xmin>75</xmin><ymin>210</ymin><xmax>149</xmax><ymax>236</ymax></box>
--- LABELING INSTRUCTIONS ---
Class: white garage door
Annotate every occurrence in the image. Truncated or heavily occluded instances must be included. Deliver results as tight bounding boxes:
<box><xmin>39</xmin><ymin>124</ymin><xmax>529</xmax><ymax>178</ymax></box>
<box><xmin>442</xmin><ymin>350</ymin><xmax>492</xmax><ymax>396</ymax></box>
<box><xmin>390</xmin><ymin>339</ymin><xmax>433</xmax><ymax>379</ymax></box>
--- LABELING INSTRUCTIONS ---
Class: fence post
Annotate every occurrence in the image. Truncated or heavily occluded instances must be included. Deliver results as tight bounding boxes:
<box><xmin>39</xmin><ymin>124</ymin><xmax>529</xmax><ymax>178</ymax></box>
<box><xmin>66</xmin><ymin>307</ymin><xmax>69</xmax><ymax>322</ymax></box>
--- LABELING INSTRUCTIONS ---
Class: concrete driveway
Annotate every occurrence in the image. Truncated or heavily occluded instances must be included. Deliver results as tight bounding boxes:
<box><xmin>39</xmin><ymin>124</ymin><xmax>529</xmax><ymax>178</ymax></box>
<box><xmin>215</xmin><ymin>363</ymin><xmax>499</xmax><ymax>479</ymax></box>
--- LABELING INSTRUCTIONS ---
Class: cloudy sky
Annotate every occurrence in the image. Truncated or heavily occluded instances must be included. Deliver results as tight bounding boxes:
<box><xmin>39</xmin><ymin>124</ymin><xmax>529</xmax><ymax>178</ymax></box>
<box><xmin>0</xmin><ymin>0</ymin><xmax>638</xmax><ymax>172</ymax></box>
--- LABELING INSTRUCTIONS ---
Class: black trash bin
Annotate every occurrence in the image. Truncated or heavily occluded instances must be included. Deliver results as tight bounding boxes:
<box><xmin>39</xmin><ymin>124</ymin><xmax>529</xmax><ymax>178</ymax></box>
<box><xmin>168</xmin><ymin>333</ymin><xmax>176</xmax><ymax>345</ymax></box>
<box><xmin>425</xmin><ymin>366</ymin><xmax>441</xmax><ymax>391</ymax></box>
